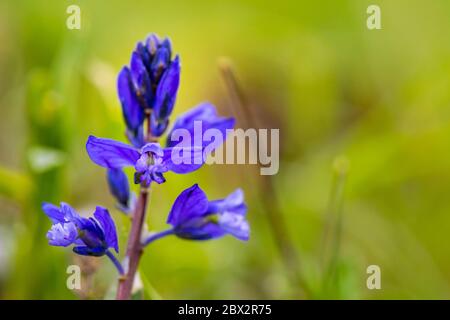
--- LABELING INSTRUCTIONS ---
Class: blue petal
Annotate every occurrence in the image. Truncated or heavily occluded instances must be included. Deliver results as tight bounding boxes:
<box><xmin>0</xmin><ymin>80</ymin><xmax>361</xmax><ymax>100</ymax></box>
<box><xmin>153</xmin><ymin>55</ymin><xmax>180</xmax><ymax>123</ymax></box>
<box><xmin>130</xmin><ymin>51</ymin><xmax>153</xmax><ymax>108</ymax></box>
<box><xmin>218</xmin><ymin>212</ymin><xmax>249</xmax><ymax>241</ymax></box>
<box><xmin>94</xmin><ymin>206</ymin><xmax>119</xmax><ymax>253</ymax></box>
<box><xmin>117</xmin><ymin>67</ymin><xmax>145</xmax><ymax>131</ymax></box>
<box><xmin>42</xmin><ymin>202</ymin><xmax>65</xmax><ymax>224</ymax></box>
<box><xmin>86</xmin><ymin>136</ymin><xmax>140</xmax><ymax>169</ymax></box>
<box><xmin>141</xmin><ymin>143</ymin><xmax>165</xmax><ymax>157</ymax></box>
<box><xmin>167</xmin><ymin>184</ymin><xmax>209</xmax><ymax>226</ymax></box>
<box><xmin>77</xmin><ymin>217</ymin><xmax>105</xmax><ymax>249</ymax></box>
<box><xmin>151</xmin><ymin>171</ymin><xmax>166</xmax><ymax>184</ymax></box>
<box><xmin>151</xmin><ymin>46</ymin><xmax>170</xmax><ymax>81</ymax></box>
<box><xmin>145</xmin><ymin>34</ymin><xmax>161</xmax><ymax>56</ymax></box>
<box><xmin>159</xmin><ymin>37</ymin><xmax>172</xmax><ymax>58</ymax></box>
<box><xmin>166</xmin><ymin>102</ymin><xmax>235</xmax><ymax>151</ymax></box>
<box><xmin>150</xmin><ymin>114</ymin><xmax>169</xmax><ymax>137</ymax></box>
<box><xmin>47</xmin><ymin>222</ymin><xmax>78</xmax><ymax>247</ymax></box>
<box><xmin>60</xmin><ymin>202</ymin><xmax>84</xmax><ymax>227</ymax></box>
<box><xmin>126</xmin><ymin>126</ymin><xmax>145</xmax><ymax>148</ymax></box>
<box><xmin>162</xmin><ymin>146</ymin><xmax>204</xmax><ymax>174</ymax></box>
<box><xmin>107</xmin><ymin>169</ymin><xmax>130</xmax><ymax>207</ymax></box>
<box><xmin>175</xmin><ymin>222</ymin><xmax>225</xmax><ymax>240</ymax></box>
<box><xmin>73</xmin><ymin>245</ymin><xmax>106</xmax><ymax>257</ymax></box>
<box><xmin>207</xmin><ymin>189</ymin><xmax>247</xmax><ymax>216</ymax></box>
<box><xmin>136</xmin><ymin>42</ymin><xmax>152</xmax><ymax>73</ymax></box>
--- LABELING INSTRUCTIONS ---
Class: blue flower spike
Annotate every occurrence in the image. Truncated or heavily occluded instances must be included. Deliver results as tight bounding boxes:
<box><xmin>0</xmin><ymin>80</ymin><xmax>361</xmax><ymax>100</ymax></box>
<box><xmin>118</xmin><ymin>34</ymin><xmax>181</xmax><ymax>140</ymax></box>
<box><xmin>42</xmin><ymin>33</ymin><xmax>249</xmax><ymax>299</ymax></box>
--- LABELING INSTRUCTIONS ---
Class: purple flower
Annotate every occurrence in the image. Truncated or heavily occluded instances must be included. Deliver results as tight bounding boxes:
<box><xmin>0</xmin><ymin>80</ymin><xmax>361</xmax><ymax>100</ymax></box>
<box><xmin>107</xmin><ymin>168</ymin><xmax>135</xmax><ymax>214</ymax></box>
<box><xmin>118</xmin><ymin>34</ymin><xmax>181</xmax><ymax>140</ymax></box>
<box><xmin>42</xmin><ymin>202</ymin><xmax>119</xmax><ymax>257</ymax></box>
<box><xmin>167</xmin><ymin>184</ymin><xmax>249</xmax><ymax>241</ymax></box>
<box><xmin>151</xmin><ymin>56</ymin><xmax>180</xmax><ymax>136</ymax></box>
<box><xmin>117</xmin><ymin>67</ymin><xmax>145</xmax><ymax>133</ymax></box>
<box><xmin>166</xmin><ymin>102</ymin><xmax>235</xmax><ymax>150</ymax></box>
<box><xmin>86</xmin><ymin>136</ymin><xmax>203</xmax><ymax>187</ymax></box>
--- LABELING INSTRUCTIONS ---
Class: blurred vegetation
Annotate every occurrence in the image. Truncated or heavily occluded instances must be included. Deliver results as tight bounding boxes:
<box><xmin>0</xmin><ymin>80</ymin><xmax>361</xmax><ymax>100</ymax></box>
<box><xmin>1</xmin><ymin>0</ymin><xmax>450</xmax><ymax>299</ymax></box>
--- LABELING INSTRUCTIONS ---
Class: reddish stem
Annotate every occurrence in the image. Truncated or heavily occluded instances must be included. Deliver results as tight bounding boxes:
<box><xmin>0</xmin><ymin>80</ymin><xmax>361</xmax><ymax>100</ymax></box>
<box><xmin>116</xmin><ymin>109</ymin><xmax>155</xmax><ymax>300</ymax></box>
<box><xmin>116</xmin><ymin>187</ymin><xmax>149</xmax><ymax>300</ymax></box>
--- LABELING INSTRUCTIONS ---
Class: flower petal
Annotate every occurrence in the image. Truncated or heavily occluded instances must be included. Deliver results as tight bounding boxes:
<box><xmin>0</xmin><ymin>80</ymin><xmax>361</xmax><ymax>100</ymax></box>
<box><xmin>150</xmin><ymin>114</ymin><xmax>169</xmax><ymax>137</ymax></box>
<box><xmin>73</xmin><ymin>245</ymin><xmax>106</xmax><ymax>257</ymax></box>
<box><xmin>162</xmin><ymin>146</ymin><xmax>204</xmax><ymax>174</ymax></box>
<box><xmin>126</xmin><ymin>126</ymin><xmax>145</xmax><ymax>148</ymax></box>
<box><xmin>117</xmin><ymin>67</ymin><xmax>145</xmax><ymax>131</ymax></box>
<box><xmin>151</xmin><ymin>46</ymin><xmax>170</xmax><ymax>81</ymax></box>
<box><xmin>145</xmin><ymin>33</ymin><xmax>161</xmax><ymax>56</ymax></box>
<box><xmin>153</xmin><ymin>55</ymin><xmax>180</xmax><ymax>123</ymax></box>
<box><xmin>107</xmin><ymin>169</ymin><xmax>130</xmax><ymax>207</ymax></box>
<box><xmin>60</xmin><ymin>202</ymin><xmax>84</xmax><ymax>226</ymax></box>
<box><xmin>130</xmin><ymin>51</ymin><xmax>153</xmax><ymax>108</ymax></box>
<box><xmin>207</xmin><ymin>189</ymin><xmax>247</xmax><ymax>216</ymax></box>
<box><xmin>218</xmin><ymin>212</ymin><xmax>249</xmax><ymax>241</ymax></box>
<box><xmin>42</xmin><ymin>202</ymin><xmax>65</xmax><ymax>224</ymax></box>
<box><xmin>167</xmin><ymin>184</ymin><xmax>209</xmax><ymax>226</ymax></box>
<box><xmin>175</xmin><ymin>222</ymin><xmax>225</xmax><ymax>240</ymax></box>
<box><xmin>86</xmin><ymin>136</ymin><xmax>140</xmax><ymax>169</ymax></box>
<box><xmin>166</xmin><ymin>102</ymin><xmax>235</xmax><ymax>151</ymax></box>
<box><xmin>93</xmin><ymin>206</ymin><xmax>119</xmax><ymax>253</ymax></box>
<box><xmin>47</xmin><ymin>222</ymin><xmax>78</xmax><ymax>247</ymax></box>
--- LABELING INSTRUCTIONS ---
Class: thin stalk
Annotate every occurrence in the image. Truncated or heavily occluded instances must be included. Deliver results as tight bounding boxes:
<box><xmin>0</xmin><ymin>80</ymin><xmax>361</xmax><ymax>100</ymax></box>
<box><xmin>116</xmin><ymin>110</ymin><xmax>156</xmax><ymax>300</ymax></box>
<box><xmin>106</xmin><ymin>250</ymin><xmax>124</xmax><ymax>275</ymax></box>
<box><xmin>320</xmin><ymin>156</ymin><xmax>348</xmax><ymax>293</ymax></box>
<box><xmin>116</xmin><ymin>187</ymin><xmax>150</xmax><ymax>299</ymax></box>
<box><xmin>142</xmin><ymin>229</ymin><xmax>174</xmax><ymax>247</ymax></box>
<box><xmin>218</xmin><ymin>59</ymin><xmax>311</xmax><ymax>297</ymax></box>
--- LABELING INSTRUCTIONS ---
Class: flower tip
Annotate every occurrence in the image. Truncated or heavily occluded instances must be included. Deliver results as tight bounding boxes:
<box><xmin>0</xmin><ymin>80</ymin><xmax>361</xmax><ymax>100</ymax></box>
<box><xmin>173</xmin><ymin>54</ymin><xmax>181</xmax><ymax>66</ymax></box>
<box><xmin>86</xmin><ymin>135</ymin><xmax>97</xmax><ymax>144</ymax></box>
<box><xmin>41</xmin><ymin>201</ymin><xmax>51</xmax><ymax>209</ymax></box>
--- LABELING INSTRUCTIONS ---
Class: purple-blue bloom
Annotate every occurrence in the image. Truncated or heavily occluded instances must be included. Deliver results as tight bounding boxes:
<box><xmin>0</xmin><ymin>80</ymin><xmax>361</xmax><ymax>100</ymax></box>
<box><xmin>42</xmin><ymin>202</ymin><xmax>119</xmax><ymax>257</ymax></box>
<box><xmin>86</xmin><ymin>136</ymin><xmax>204</xmax><ymax>186</ymax></box>
<box><xmin>107</xmin><ymin>168</ymin><xmax>135</xmax><ymax>214</ymax></box>
<box><xmin>167</xmin><ymin>184</ymin><xmax>249</xmax><ymax>241</ymax></box>
<box><xmin>166</xmin><ymin>102</ymin><xmax>235</xmax><ymax>150</ymax></box>
<box><xmin>117</xmin><ymin>33</ymin><xmax>180</xmax><ymax>141</ymax></box>
<box><xmin>151</xmin><ymin>55</ymin><xmax>180</xmax><ymax>136</ymax></box>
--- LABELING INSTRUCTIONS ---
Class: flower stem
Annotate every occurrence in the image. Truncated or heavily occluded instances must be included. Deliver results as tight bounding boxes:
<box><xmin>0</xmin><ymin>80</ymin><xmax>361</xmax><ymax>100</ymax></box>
<box><xmin>116</xmin><ymin>186</ymin><xmax>150</xmax><ymax>300</ymax></box>
<box><xmin>142</xmin><ymin>229</ymin><xmax>174</xmax><ymax>247</ymax></box>
<box><xmin>116</xmin><ymin>110</ymin><xmax>156</xmax><ymax>300</ymax></box>
<box><xmin>106</xmin><ymin>250</ymin><xmax>124</xmax><ymax>275</ymax></box>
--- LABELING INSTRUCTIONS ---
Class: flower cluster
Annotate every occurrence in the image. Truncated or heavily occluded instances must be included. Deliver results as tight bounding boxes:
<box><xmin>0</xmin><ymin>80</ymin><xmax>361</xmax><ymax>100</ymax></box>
<box><xmin>42</xmin><ymin>34</ymin><xmax>249</xmax><ymax>297</ymax></box>
<box><xmin>118</xmin><ymin>34</ymin><xmax>180</xmax><ymax>143</ymax></box>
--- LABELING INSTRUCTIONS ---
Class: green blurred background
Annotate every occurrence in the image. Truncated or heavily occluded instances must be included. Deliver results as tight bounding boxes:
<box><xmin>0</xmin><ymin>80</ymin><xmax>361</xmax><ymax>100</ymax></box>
<box><xmin>1</xmin><ymin>0</ymin><xmax>450</xmax><ymax>299</ymax></box>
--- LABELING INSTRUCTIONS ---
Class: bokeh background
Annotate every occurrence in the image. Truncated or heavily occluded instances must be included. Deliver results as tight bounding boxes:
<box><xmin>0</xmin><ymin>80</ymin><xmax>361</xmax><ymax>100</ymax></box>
<box><xmin>1</xmin><ymin>0</ymin><xmax>450</xmax><ymax>299</ymax></box>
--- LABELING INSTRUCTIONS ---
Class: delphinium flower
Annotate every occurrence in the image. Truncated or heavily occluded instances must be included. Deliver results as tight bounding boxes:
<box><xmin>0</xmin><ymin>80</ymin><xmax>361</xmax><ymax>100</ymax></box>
<box><xmin>42</xmin><ymin>202</ymin><xmax>123</xmax><ymax>274</ymax></box>
<box><xmin>142</xmin><ymin>184</ymin><xmax>249</xmax><ymax>246</ymax></box>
